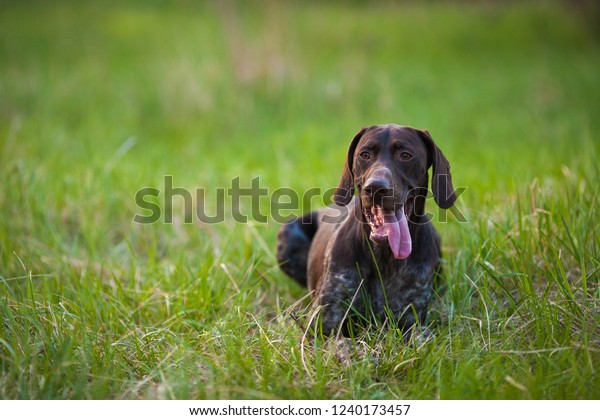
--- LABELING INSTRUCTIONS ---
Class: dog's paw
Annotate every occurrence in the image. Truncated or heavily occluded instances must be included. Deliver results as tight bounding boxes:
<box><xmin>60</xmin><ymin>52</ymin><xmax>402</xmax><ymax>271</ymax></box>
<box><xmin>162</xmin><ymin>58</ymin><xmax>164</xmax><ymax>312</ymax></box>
<box><xmin>329</xmin><ymin>337</ymin><xmax>373</xmax><ymax>365</ymax></box>
<box><xmin>405</xmin><ymin>326</ymin><xmax>435</xmax><ymax>348</ymax></box>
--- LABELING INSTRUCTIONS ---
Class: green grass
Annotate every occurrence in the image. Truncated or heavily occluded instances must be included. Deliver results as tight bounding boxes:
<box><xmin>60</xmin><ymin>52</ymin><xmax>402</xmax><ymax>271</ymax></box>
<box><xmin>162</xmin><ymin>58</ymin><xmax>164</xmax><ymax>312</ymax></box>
<box><xmin>1</xmin><ymin>0</ymin><xmax>599</xmax><ymax>399</ymax></box>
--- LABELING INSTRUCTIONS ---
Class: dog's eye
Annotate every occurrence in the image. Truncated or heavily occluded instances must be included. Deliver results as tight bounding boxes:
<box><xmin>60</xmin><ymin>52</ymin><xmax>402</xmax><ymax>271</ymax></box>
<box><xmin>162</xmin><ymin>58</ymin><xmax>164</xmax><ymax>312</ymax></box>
<box><xmin>359</xmin><ymin>151</ymin><xmax>371</xmax><ymax>160</ymax></box>
<box><xmin>400</xmin><ymin>152</ymin><xmax>413</xmax><ymax>161</ymax></box>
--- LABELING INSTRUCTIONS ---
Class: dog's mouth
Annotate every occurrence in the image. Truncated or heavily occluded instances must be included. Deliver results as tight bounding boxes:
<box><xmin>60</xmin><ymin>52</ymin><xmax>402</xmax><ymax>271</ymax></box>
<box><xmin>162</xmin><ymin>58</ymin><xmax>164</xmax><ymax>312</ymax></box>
<box><xmin>364</xmin><ymin>197</ymin><xmax>414</xmax><ymax>260</ymax></box>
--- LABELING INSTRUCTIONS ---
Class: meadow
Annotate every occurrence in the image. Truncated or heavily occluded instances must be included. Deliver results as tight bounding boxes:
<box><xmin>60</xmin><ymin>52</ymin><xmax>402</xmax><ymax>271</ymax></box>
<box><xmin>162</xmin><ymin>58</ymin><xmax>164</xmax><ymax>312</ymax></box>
<box><xmin>0</xmin><ymin>0</ymin><xmax>599</xmax><ymax>399</ymax></box>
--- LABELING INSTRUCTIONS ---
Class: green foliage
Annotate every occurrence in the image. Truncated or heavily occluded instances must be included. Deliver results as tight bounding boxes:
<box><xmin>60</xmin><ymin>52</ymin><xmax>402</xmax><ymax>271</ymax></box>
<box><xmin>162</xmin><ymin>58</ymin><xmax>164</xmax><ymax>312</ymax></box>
<box><xmin>1</xmin><ymin>0</ymin><xmax>598</xmax><ymax>399</ymax></box>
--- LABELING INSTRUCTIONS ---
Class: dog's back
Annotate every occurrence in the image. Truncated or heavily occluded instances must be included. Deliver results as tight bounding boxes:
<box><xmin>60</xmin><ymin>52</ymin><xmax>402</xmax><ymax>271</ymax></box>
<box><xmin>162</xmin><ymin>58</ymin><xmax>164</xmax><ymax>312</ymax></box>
<box><xmin>277</xmin><ymin>203</ymin><xmax>350</xmax><ymax>290</ymax></box>
<box><xmin>276</xmin><ymin>211</ymin><xmax>320</xmax><ymax>287</ymax></box>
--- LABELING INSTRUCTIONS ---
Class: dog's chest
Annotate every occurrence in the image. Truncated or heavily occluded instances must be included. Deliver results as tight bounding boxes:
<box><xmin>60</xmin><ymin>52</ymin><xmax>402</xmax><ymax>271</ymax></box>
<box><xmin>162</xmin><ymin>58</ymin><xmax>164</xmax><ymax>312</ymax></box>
<box><xmin>356</xmin><ymin>261</ymin><xmax>434</xmax><ymax>318</ymax></box>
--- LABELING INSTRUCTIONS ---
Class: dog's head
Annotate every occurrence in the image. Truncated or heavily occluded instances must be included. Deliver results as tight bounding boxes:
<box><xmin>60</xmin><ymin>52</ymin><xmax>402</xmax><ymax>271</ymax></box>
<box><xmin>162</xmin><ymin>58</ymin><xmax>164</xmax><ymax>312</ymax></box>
<box><xmin>333</xmin><ymin>124</ymin><xmax>456</xmax><ymax>259</ymax></box>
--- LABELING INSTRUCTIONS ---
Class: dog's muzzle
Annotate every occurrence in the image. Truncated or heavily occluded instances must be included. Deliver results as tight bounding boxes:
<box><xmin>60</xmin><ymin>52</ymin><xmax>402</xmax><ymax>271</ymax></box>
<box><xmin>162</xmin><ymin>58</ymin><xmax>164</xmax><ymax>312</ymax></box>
<box><xmin>362</xmin><ymin>177</ymin><xmax>412</xmax><ymax>260</ymax></box>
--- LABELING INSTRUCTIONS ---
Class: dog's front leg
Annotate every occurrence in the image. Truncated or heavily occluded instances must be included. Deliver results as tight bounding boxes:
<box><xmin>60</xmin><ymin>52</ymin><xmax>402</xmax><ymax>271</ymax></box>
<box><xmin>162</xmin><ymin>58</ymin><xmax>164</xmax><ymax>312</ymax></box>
<box><xmin>312</xmin><ymin>269</ymin><xmax>363</xmax><ymax>336</ymax></box>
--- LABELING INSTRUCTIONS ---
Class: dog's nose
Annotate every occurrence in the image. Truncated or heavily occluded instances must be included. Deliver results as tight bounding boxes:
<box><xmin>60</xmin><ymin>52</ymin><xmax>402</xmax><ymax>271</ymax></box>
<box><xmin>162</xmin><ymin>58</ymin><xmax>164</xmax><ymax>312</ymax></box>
<box><xmin>363</xmin><ymin>179</ymin><xmax>392</xmax><ymax>199</ymax></box>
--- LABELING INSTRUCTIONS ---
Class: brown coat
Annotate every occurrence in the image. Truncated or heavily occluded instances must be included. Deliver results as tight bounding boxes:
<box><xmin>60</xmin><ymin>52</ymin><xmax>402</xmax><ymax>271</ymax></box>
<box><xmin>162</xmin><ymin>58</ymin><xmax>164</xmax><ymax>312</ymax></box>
<box><xmin>277</xmin><ymin>124</ymin><xmax>456</xmax><ymax>336</ymax></box>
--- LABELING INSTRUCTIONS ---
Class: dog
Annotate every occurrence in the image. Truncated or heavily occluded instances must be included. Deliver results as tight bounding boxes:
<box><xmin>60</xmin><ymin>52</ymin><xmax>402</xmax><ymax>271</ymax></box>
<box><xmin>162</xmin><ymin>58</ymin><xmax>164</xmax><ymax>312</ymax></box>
<box><xmin>277</xmin><ymin>124</ymin><xmax>456</xmax><ymax>337</ymax></box>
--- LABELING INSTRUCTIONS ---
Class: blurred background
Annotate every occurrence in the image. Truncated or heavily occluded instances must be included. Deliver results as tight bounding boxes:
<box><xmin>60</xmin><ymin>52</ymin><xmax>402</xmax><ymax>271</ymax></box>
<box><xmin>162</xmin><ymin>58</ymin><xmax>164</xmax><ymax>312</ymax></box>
<box><xmin>2</xmin><ymin>0</ymin><xmax>599</xmax><ymax>292</ymax></box>
<box><xmin>2</xmin><ymin>1</ymin><xmax>598</xmax><ymax>251</ymax></box>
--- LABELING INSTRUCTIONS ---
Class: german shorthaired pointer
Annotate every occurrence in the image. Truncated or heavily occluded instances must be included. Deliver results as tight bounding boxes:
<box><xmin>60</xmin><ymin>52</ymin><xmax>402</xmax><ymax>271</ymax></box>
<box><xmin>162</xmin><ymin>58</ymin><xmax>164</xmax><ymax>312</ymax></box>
<box><xmin>277</xmin><ymin>124</ymin><xmax>456</xmax><ymax>337</ymax></box>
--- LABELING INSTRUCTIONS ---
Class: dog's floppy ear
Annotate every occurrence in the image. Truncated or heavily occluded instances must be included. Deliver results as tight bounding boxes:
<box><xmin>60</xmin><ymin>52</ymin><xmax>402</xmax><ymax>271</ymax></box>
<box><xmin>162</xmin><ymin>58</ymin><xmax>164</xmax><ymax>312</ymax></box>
<box><xmin>418</xmin><ymin>129</ymin><xmax>456</xmax><ymax>209</ymax></box>
<box><xmin>333</xmin><ymin>127</ymin><xmax>367</xmax><ymax>206</ymax></box>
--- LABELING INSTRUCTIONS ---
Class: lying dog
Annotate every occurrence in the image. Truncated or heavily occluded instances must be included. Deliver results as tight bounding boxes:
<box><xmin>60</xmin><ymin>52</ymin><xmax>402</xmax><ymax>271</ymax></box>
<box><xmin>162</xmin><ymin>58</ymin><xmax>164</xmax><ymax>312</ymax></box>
<box><xmin>277</xmin><ymin>124</ymin><xmax>456</xmax><ymax>336</ymax></box>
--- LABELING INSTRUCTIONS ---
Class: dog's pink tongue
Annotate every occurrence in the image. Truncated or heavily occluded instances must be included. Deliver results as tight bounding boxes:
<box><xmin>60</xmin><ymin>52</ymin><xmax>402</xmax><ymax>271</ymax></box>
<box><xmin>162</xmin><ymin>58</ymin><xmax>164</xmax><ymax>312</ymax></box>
<box><xmin>383</xmin><ymin>210</ymin><xmax>412</xmax><ymax>260</ymax></box>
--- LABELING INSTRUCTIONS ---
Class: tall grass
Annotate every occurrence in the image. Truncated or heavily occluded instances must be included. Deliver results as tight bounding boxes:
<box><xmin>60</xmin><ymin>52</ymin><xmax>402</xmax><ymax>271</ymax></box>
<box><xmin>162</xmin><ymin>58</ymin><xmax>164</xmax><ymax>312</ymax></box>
<box><xmin>0</xmin><ymin>0</ymin><xmax>598</xmax><ymax>399</ymax></box>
